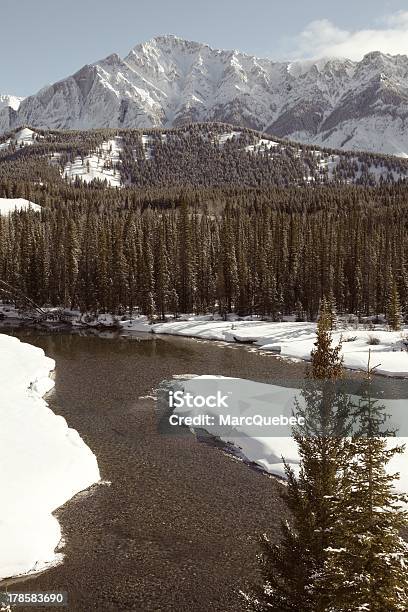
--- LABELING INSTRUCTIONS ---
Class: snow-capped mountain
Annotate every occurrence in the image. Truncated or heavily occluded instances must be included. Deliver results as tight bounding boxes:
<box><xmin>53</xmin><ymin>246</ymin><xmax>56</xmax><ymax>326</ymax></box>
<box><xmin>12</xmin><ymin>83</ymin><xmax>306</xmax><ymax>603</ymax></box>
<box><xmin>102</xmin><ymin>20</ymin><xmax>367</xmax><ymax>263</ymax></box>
<box><xmin>2</xmin><ymin>36</ymin><xmax>408</xmax><ymax>155</ymax></box>
<box><xmin>0</xmin><ymin>95</ymin><xmax>24</xmax><ymax>111</ymax></box>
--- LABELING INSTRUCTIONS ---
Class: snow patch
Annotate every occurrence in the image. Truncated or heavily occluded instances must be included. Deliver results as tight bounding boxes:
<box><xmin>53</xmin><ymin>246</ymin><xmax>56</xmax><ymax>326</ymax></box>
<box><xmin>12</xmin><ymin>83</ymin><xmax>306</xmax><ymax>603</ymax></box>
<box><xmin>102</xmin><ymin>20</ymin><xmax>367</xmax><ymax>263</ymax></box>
<box><xmin>0</xmin><ymin>198</ymin><xmax>41</xmax><ymax>215</ymax></box>
<box><xmin>0</xmin><ymin>95</ymin><xmax>24</xmax><ymax>112</ymax></box>
<box><xmin>0</xmin><ymin>128</ymin><xmax>43</xmax><ymax>151</ymax></box>
<box><xmin>245</xmin><ymin>138</ymin><xmax>278</xmax><ymax>152</ymax></box>
<box><xmin>174</xmin><ymin>375</ymin><xmax>408</xmax><ymax>493</ymax></box>
<box><xmin>141</xmin><ymin>134</ymin><xmax>153</xmax><ymax>160</ymax></box>
<box><xmin>63</xmin><ymin>137</ymin><xmax>123</xmax><ymax>187</ymax></box>
<box><xmin>217</xmin><ymin>131</ymin><xmax>241</xmax><ymax>145</ymax></box>
<box><xmin>0</xmin><ymin>334</ymin><xmax>100</xmax><ymax>580</ymax></box>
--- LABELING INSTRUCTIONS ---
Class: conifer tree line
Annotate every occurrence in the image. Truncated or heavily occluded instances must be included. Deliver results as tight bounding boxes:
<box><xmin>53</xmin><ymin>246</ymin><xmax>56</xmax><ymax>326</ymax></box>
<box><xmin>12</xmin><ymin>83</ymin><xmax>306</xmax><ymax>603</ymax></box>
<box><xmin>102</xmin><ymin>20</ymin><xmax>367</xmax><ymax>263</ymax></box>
<box><xmin>244</xmin><ymin>301</ymin><xmax>408</xmax><ymax>611</ymax></box>
<box><xmin>2</xmin><ymin>123</ymin><xmax>408</xmax><ymax>189</ymax></box>
<box><xmin>0</xmin><ymin>196</ymin><xmax>407</xmax><ymax>320</ymax></box>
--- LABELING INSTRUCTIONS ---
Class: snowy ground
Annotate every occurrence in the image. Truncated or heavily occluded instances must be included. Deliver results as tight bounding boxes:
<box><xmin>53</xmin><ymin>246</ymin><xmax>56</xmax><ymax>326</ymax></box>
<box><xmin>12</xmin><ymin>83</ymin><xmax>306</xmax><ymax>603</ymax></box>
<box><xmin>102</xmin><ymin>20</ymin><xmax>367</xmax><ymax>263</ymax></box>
<box><xmin>0</xmin><ymin>128</ymin><xmax>43</xmax><ymax>152</ymax></box>
<box><xmin>0</xmin><ymin>334</ymin><xmax>100</xmax><ymax>580</ymax></box>
<box><xmin>151</xmin><ymin>317</ymin><xmax>408</xmax><ymax>378</ymax></box>
<box><xmin>0</xmin><ymin>198</ymin><xmax>41</xmax><ymax>215</ymax></box>
<box><xmin>0</xmin><ymin>304</ymin><xmax>152</xmax><ymax>332</ymax></box>
<box><xmin>245</xmin><ymin>138</ymin><xmax>278</xmax><ymax>152</ymax></box>
<box><xmin>141</xmin><ymin>134</ymin><xmax>153</xmax><ymax>159</ymax></box>
<box><xmin>62</xmin><ymin>137</ymin><xmax>123</xmax><ymax>187</ymax></box>
<box><xmin>217</xmin><ymin>131</ymin><xmax>242</xmax><ymax>145</ymax></box>
<box><xmin>172</xmin><ymin>375</ymin><xmax>408</xmax><ymax>494</ymax></box>
<box><xmin>1</xmin><ymin>306</ymin><xmax>407</xmax><ymax>379</ymax></box>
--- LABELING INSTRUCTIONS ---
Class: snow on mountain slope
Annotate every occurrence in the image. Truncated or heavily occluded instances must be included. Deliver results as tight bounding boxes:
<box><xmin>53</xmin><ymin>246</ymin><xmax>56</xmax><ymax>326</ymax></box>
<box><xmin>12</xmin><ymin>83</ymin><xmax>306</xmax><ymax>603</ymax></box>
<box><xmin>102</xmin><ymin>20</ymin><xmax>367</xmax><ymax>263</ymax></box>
<box><xmin>3</xmin><ymin>124</ymin><xmax>408</xmax><ymax>188</ymax></box>
<box><xmin>62</xmin><ymin>137</ymin><xmax>123</xmax><ymax>186</ymax></box>
<box><xmin>0</xmin><ymin>96</ymin><xmax>25</xmax><ymax>136</ymax></box>
<box><xmin>0</xmin><ymin>198</ymin><xmax>41</xmax><ymax>215</ymax></box>
<box><xmin>0</xmin><ymin>95</ymin><xmax>24</xmax><ymax>111</ymax></box>
<box><xmin>3</xmin><ymin>36</ymin><xmax>408</xmax><ymax>155</ymax></box>
<box><xmin>0</xmin><ymin>127</ymin><xmax>43</xmax><ymax>151</ymax></box>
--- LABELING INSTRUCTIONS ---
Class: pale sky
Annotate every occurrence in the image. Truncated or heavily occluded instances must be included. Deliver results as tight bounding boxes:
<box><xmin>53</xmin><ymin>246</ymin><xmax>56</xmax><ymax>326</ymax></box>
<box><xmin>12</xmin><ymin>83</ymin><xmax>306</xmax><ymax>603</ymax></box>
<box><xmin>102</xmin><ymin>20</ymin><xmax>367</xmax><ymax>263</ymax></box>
<box><xmin>2</xmin><ymin>0</ymin><xmax>408</xmax><ymax>96</ymax></box>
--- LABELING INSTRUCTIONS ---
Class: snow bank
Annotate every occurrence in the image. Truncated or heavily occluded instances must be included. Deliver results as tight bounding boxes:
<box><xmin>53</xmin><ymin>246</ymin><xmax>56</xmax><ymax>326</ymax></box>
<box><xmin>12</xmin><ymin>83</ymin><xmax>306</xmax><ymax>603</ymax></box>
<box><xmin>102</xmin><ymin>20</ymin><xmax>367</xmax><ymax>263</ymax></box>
<box><xmin>218</xmin><ymin>131</ymin><xmax>241</xmax><ymax>145</ymax></box>
<box><xmin>0</xmin><ymin>334</ymin><xmax>100</xmax><ymax>580</ymax></box>
<box><xmin>152</xmin><ymin>318</ymin><xmax>408</xmax><ymax>378</ymax></box>
<box><xmin>0</xmin><ymin>198</ymin><xmax>41</xmax><ymax>215</ymax></box>
<box><xmin>175</xmin><ymin>376</ymin><xmax>300</xmax><ymax>478</ymax></box>
<box><xmin>67</xmin><ymin>311</ymin><xmax>151</xmax><ymax>332</ymax></box>
<box><xmin>173</xmin><ymin>375</ymin><xmax>408</xmax><ymax>493</ymax></box>
<box><xmin>120</xmin><ymin>315</ymin><xmax>152</xmax><ymax>332</ymax></box>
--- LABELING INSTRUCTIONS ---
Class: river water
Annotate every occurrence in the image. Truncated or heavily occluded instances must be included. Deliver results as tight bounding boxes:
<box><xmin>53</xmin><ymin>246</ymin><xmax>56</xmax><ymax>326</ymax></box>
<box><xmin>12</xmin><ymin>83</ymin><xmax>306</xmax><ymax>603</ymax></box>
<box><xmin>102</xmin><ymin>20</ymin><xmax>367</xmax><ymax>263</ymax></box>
<box><xmin>1</xmin><ymin>328</ymin><xmax>406</xmax><ymax>611</ymax></box>
<box><xmin>1</xmin><ymin>328</ymin><xmax>308</xmax><ymax>612</ymax></box>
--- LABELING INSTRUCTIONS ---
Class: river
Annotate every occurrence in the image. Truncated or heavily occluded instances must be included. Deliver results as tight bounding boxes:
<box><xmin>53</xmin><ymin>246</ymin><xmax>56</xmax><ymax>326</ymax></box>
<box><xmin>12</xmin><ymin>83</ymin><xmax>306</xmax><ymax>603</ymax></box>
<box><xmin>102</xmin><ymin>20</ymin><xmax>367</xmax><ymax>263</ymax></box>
<box><xmin>0</xmin><ymin>328</ymin><xmax>309</xmax><ymax>612</ymax></box>
<box><xmin>1</xmin><ymin>327</ymin><xmax>406</xmax><ymax>612</ymax></box>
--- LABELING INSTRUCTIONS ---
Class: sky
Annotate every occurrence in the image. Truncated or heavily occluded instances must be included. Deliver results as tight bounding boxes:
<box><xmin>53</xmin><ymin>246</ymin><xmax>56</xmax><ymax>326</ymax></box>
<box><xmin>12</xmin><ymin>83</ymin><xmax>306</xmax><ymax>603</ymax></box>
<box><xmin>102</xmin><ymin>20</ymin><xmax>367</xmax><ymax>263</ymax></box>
<box><xmin>2</xmin><ymin>0</ymin><xmax>408</xmax><ymax>96</ymax></box>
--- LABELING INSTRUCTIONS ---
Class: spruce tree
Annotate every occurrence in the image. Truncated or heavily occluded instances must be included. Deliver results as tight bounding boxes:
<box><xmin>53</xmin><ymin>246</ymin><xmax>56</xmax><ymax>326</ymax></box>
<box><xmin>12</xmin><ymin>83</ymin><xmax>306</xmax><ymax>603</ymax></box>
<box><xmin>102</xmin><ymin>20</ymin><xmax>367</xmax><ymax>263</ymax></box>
<box><xmin>311</xmin><ymin>297</ymin><xmax>343</xmax><ymax>380</ymax></box>
<box><xmin>177</xmin><ymin>201</ymin><xmax>195</xmax><ymax>313</ymax></box>
<box><xmin>387</xmin><ymin>282</ymin><xmax>403</xmax><ymax>331</ymax></box>
<box><xmin>245</xmin><ymin>300</ymin><xmax>351</xmax><ymax>611</ymax></box>
<box><xmin>315</xmin><ymin>362</ymin><xmax>408</xmax><ymax>611</ymax></box>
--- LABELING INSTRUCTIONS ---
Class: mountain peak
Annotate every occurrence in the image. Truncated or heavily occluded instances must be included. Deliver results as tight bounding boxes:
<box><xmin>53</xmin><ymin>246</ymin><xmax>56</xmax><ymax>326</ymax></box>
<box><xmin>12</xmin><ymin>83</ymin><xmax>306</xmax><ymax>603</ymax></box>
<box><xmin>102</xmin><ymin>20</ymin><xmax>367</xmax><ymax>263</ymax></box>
<box><xmin>98</xmin><ymin>53</ymin><xmax>123</xmax><ymax>68</ymax></box>
<box><xmin>360</xmin><ymin>50</ymin><xmax>408</xmax><ymax>65</ymax></box>
<box><xmin>130</xmin><ymin>34</ymin><xmax>209</xmax><ymax>55</ymax></box>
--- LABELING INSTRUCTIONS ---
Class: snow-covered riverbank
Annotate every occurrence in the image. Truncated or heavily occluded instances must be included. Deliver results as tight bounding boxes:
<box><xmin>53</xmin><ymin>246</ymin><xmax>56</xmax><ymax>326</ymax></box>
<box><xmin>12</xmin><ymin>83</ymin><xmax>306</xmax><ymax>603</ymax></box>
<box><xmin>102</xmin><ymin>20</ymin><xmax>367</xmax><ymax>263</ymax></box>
<box><xmin>1</xmin><ymin>306</ymin><xmax>407</xmax><ymax>378</ymax></box>
<box><xmin>172</xmin><ymin>375</ymin><xmax>408</xmax><ymax>494</ymax></box>
<box><xmin>151</xmin><ymin>317</ymin><xmax>408</xmax><ymax>378</ymax></box>
<box><xmin>0</xmin><ymin>334</ymin><xmax>100</xmax><ymax>580</ymax></box>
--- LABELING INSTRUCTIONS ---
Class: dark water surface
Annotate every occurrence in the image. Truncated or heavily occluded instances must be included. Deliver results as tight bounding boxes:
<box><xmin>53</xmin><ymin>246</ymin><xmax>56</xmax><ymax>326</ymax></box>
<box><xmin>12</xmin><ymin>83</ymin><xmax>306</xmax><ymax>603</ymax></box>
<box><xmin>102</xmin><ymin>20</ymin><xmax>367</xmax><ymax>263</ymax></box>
<box><xmin>2</xmin><ymin>329</ymin><xmax>309</xmax><ymax>612</ymax></box>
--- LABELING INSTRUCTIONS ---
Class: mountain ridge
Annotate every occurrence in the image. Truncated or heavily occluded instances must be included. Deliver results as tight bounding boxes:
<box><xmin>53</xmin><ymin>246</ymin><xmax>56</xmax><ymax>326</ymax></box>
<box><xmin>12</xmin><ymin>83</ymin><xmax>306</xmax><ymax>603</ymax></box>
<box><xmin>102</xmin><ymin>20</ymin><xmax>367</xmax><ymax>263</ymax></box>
<box><xmin>2</xmin><ymin>36</ymin><xmax>408</xmax><ymax>155</ymax></box>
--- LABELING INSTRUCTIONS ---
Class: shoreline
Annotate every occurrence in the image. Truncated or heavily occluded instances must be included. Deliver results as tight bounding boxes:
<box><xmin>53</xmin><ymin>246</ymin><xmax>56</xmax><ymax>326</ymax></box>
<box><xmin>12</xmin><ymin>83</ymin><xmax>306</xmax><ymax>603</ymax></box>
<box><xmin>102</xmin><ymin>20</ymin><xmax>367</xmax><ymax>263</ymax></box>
<box><xmin>2</xmin><ymin>314</ymin><xmax>408</xmax><ymax>381</ymax></box>
<box><xmin>0</xmin><ymin>333</ymin><xmax>100</xmax><ymax>583</ymax></box>
<box><xmin>1</xmin><ymin>328</ymin><xmax>406</xmax><ymax>610</ymax></box>
<box><xmin>0</xmin><ymin>330</ymin><xmax>295</xmax><ymax>611</ymax></box>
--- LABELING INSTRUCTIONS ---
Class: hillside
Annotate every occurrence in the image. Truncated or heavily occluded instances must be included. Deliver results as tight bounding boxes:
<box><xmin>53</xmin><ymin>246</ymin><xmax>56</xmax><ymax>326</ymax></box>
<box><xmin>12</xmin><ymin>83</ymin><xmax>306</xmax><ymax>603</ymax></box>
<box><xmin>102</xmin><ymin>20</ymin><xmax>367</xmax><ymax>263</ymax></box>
<box><xmin>1</xmin><ymin>123</ymin><xmax>408</xmax><ymax>190</ymax></box>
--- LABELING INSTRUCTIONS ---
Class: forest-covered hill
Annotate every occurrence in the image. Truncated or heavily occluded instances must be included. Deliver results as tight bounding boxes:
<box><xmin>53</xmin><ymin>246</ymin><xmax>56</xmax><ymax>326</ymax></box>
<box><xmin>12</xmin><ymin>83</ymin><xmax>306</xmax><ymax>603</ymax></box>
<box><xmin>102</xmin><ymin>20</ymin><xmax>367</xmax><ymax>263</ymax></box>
<box><xmin>1</xmin><ymin>123</ymin><xmax>408</xmax><ymax>190</ymax></box>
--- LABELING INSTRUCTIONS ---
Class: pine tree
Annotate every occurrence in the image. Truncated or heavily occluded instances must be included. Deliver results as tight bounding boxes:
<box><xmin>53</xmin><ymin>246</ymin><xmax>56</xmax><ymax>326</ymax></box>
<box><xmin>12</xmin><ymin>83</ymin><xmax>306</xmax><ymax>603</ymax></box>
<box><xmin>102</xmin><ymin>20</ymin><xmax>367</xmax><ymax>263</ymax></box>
<box><xmin>65</xmin><ymin>219</ymin><xmax>79</xmax><ymax>308</ymax></box>
<box><xmin>155</xmin><ymin>218</ymin><xmax>170</xmax><ymax>319</ymax></box>
<box><xmin>327</xmin><ymin>289</ymin><xmax>338</xmax><ymax>330</ymax></box>
<box><xmin>245</xmin><ymin>300</ymin><xmax>351</xmax><ymax>611</ymax></box>
<box><xmin>221</xmin><ymin>210</ymin><xmax>239</xmax><ymax>313</ymax></box>
<box><xmin>311</xmin><ymin>297</ymin><xmax>343</xmax><ymax>380</ymax></box>
<box><xmin>140</xmin><ymin>215</ymin><xmax>155</xmax><ymax>316</ymax></box>
<box><xmin>177</xmin><ymin>201</ymin><xmax>195</xmax><ymax>313</ymax></box>
<box><xmin>315</xmin><ymin>359</ymin><xmax>408</xmax><ymax>611</ymax></box>
<box><xmin>295</xmin><ymin>299</ymin><xmax>306</xmax><ymax>322</ymax></box>
<box><xmin>387</xmin><ymin>282</ymin><xmax>403</xmax><ymax>331</ymax></box>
